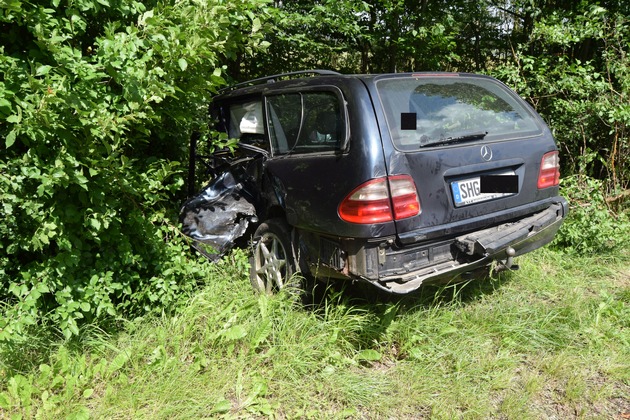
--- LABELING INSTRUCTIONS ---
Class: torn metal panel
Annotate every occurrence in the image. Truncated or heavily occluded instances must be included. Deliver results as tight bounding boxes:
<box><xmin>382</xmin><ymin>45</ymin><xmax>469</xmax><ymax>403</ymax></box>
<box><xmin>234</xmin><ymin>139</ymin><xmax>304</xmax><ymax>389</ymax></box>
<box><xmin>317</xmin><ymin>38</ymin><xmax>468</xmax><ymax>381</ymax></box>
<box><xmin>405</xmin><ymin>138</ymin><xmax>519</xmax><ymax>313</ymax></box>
<box><xmin>180</xmin><ymin>171</ymin><xmax>257</xmax><ymax>261</ymax></box>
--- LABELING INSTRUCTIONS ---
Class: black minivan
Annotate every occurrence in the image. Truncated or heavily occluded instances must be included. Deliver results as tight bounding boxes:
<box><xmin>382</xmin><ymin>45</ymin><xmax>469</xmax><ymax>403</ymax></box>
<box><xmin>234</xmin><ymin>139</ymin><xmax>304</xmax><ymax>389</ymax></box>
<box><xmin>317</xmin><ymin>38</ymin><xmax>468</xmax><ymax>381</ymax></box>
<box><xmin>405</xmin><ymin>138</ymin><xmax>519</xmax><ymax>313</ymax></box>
<box><xmin>181</xmin><ymin>70</ymin><xmax>568</xmax><ymax>294</ymax></box>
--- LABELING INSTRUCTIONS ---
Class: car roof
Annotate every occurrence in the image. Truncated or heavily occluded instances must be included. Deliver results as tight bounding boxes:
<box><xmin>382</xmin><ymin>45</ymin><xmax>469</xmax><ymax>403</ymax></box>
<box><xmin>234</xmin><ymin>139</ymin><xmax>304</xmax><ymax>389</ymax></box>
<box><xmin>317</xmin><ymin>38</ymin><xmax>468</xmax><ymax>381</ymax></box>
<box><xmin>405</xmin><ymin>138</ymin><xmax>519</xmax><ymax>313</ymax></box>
<box><xmin>214</xmin><ymin>70</ymin><xmax>498</xmax><ymax>101</ymax></box>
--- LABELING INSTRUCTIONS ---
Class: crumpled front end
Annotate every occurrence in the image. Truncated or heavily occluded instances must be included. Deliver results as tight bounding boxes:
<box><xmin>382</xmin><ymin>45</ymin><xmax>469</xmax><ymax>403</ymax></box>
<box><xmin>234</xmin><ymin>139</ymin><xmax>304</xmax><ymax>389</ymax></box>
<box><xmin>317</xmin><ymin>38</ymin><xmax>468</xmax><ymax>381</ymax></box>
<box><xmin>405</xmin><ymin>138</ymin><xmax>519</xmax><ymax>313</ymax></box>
<box><xmin>180</xmin><ymin>171</ymin><xmax>257</xmax><ymax>261</ymax></box>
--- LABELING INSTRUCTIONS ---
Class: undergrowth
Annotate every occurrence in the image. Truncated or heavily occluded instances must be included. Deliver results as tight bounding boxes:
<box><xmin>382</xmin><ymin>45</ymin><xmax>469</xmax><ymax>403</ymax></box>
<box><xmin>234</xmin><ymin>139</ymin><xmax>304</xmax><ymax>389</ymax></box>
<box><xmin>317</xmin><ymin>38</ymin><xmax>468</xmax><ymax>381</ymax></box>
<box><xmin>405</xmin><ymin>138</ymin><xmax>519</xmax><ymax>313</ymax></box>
<box><xmin>552</xmin><ymin>175</ymin><xmax>630</xmax><ymax>254</ymax></box>
<box><xmin>1</xmin><ymin>248</ymin><xmax>628</xmax><ymax>418</ymax></box>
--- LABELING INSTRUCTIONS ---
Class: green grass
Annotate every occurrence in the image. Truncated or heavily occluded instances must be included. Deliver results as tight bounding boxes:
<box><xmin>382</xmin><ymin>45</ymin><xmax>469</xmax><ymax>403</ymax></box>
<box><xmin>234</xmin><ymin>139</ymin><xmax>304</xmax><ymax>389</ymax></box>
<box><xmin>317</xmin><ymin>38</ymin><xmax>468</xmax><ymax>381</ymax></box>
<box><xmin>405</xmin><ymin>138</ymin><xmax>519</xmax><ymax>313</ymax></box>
<box><xmin>1</xmin><ymin>248</ymin><xmax>629</xmax><ymax>419</ymax></box>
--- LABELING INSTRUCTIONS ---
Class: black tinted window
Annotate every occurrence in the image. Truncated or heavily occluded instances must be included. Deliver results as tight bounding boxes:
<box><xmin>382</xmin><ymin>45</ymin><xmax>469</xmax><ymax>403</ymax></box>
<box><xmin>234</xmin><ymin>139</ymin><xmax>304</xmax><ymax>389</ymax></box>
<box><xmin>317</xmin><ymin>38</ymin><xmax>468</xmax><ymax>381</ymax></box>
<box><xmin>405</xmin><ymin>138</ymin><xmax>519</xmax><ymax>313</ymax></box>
<box><xmin>266</xmin><ymin>91</ymin><xmax>344</xmax><ymax>155</ymax></box>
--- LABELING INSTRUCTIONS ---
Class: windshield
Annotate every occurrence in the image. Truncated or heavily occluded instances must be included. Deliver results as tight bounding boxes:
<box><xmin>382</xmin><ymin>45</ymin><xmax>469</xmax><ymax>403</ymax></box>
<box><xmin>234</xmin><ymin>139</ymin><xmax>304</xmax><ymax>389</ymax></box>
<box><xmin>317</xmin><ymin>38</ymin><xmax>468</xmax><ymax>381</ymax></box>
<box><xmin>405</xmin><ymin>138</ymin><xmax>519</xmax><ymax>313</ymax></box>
<box><xmin>376</xmin><ymin>76</ymin><xmax>541</xmax><ymax>150</ymax></box>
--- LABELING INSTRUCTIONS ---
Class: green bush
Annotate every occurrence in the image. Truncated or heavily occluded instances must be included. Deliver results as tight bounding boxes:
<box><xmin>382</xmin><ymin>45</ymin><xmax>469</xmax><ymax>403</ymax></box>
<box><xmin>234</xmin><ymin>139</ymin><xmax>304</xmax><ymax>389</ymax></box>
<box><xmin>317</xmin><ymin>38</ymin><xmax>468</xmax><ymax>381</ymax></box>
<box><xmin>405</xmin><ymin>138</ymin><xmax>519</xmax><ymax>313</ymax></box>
<box><xmin>0</xmin><ymin>0</ymin><xmax>269</xmax><ymax>339</ymax></box>
<box><xmin>552</xmin><ymin>175</ymin><xmax>630</xmax><ymax>255</ymax></box>
<box><xmin>492</xmin><ymin>6</ymin><xmax>630</xmax><ymax>256</ymax></box>
<box><xmin>493</xmin><ymin>6</ymin><xmax>630</xmax><ymax>191</ymax></box>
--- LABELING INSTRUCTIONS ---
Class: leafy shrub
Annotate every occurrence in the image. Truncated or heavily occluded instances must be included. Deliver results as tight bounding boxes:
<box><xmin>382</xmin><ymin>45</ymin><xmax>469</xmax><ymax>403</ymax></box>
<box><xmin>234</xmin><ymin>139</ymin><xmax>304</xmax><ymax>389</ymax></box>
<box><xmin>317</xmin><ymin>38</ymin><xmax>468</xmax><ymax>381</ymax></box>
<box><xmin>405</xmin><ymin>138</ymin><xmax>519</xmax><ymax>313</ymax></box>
<box><xmin>552</xmin><ymin>175</ymin><xmax>630</xmax><ymax>255</ymax></box>
<box><xmin>493</xmin><ymin>6</ymin><xmax>630</xmax><ymax>192</ymax></box>
<box><xmin>0</xmin><ymin>0</ymin><xmax>268</xmax><ymax>339</ymax></box>
<box><xmin>492</xmin><ymin>5</ymin><xmax>630</xmax><ymax>255</ymax></box>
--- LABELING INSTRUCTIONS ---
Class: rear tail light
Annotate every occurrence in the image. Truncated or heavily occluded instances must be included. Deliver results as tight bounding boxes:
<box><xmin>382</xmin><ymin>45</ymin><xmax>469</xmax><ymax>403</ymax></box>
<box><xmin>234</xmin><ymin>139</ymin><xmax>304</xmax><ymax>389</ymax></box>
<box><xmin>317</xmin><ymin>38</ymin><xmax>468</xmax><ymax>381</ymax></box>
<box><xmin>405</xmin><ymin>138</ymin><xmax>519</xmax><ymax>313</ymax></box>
<box><xmin>537</xmin><ymin>151</ymin><xmax>561</xmax><ymax>189</ymax></box>
<box><xmin>389</xmin><ymin>175</ymin><xmax>421</xmax><ymax>219</ymax></box>
<box><xmin>338</xmin><ymin>175</ymin><xmax>420</xmax><ymax>224</ymax></box>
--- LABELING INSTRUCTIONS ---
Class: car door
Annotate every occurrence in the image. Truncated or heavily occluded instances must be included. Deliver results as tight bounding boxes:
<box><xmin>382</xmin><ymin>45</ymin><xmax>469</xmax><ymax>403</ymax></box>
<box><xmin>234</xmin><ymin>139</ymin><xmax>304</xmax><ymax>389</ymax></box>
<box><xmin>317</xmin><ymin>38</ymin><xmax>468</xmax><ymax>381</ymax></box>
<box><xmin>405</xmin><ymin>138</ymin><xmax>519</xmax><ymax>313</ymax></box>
<box><xmin>262</xmin><ymin>86</ymin><xmax>395</xmax><ymax>239</ymax></box>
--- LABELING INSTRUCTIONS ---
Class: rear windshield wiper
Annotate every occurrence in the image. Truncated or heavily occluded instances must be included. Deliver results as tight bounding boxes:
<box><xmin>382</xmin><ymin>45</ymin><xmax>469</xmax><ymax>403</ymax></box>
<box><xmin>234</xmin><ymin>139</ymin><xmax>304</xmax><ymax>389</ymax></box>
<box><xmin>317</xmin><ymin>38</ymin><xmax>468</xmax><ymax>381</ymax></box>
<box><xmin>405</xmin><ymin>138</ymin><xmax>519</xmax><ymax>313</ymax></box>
<box><xmin>420</xmin><ymin>131</ymin><xmax>487</xmax><ymax>147</ymax></box>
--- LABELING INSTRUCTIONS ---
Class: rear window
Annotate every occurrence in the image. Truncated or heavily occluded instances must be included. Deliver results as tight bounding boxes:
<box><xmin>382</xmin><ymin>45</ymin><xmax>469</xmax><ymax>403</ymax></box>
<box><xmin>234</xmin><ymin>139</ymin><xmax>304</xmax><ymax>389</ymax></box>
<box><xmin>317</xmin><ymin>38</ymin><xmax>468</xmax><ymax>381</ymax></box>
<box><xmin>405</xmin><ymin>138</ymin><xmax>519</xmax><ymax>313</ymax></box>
<box><xmin>376</xmin><ymin>76</ymin><xmax>541</xmax><ymax>150</ymax></box>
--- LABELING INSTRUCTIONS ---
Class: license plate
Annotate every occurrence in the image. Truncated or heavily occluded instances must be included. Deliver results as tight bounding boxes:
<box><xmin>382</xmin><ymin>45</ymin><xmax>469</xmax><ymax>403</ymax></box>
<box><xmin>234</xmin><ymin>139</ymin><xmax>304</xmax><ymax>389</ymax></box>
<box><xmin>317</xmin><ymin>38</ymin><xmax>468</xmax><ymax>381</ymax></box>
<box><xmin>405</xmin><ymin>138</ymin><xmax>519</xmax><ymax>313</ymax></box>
<box><xmin>451</xmin><ymin>173</ymin><xmax>517</xmax><ymax>207</ymax></box>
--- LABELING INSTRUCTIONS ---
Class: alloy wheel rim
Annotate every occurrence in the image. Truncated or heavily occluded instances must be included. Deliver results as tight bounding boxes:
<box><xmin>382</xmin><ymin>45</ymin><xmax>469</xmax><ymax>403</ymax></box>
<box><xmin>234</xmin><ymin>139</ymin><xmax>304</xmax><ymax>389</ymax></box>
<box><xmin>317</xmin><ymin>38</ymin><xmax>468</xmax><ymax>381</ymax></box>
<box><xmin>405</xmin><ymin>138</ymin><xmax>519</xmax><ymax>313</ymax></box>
<box><xmin>254</xmin><ymin>233</ymin><xmax>287</xmax><ymax>293</ymax></box>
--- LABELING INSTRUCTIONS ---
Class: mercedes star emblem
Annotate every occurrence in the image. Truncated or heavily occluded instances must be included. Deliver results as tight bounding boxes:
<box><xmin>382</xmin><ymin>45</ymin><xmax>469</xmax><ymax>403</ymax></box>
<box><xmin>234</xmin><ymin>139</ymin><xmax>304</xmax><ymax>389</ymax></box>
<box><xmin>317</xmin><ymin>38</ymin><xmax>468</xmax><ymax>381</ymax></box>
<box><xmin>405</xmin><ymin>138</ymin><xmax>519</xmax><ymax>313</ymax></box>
<box><xmin>480</xmin><ymin>145</ymin><xmax>493</xmax><ymax>161</ymax></box>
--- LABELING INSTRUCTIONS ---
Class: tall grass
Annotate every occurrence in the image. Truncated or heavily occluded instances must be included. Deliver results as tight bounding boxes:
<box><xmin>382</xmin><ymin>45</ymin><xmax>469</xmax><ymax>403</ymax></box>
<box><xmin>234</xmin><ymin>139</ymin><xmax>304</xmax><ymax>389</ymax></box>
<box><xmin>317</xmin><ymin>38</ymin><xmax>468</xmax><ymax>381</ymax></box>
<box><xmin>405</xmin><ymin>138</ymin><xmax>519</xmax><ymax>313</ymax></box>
<box><xmin>1</xmin><ymin>248</ymin><xmax>628</xmax><ymax>418</ymax></box>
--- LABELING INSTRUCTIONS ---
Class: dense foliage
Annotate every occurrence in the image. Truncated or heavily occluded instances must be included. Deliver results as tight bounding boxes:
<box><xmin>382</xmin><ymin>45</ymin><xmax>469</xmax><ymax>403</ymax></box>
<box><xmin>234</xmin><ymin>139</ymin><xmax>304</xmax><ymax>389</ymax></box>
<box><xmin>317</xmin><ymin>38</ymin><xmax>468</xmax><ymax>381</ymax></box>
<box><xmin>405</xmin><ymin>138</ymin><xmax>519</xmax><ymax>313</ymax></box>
<box><xmin>491</xmin><ymin>4</ymin><xmax>630</xmax><ymax>253</ymax></box>
<box><xmin>0</xmin><ymin>0</ymin><xmax>268</xmax><ymax>338</ymax></box>
<box><xmin>247</xmin><ymin>1</ymin><xmax>629</xmax><ymax>186</ymax></box>
<box><xmin>1</xmin><ymin>0</ymin><xmax>628</xmax><ymax>338</ymax></box>
<box><xmin>495</xmin><ymin>5</ymin><xmax>630</xmax><ymax>190</ymax></box>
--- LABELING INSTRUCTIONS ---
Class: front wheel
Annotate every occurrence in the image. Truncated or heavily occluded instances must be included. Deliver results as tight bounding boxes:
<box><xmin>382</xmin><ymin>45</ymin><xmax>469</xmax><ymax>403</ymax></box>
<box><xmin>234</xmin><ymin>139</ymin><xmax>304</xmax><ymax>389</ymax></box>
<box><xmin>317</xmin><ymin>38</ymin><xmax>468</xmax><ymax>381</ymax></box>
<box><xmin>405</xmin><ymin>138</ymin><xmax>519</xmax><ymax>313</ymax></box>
<box><xmin>249</xmin><ymin>218</ymin><xmax>299</xmax><ymax>294</ymax></box>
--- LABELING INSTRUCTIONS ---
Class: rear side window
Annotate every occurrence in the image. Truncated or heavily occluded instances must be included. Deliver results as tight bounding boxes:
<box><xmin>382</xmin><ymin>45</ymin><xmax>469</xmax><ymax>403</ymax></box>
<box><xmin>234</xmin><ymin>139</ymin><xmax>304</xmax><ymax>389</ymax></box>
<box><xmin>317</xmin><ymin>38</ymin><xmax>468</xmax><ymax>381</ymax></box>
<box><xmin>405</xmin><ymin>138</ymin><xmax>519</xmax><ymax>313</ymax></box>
<box><xmin>224</xmin><ymin>100</ymin><xmax>267</xmax><ymax>149</ymax></box>
<box><xmin>228</xmin><ymin>101</ymin><xmax>264</xmax><ymax>137</ymax></box>
<box><xmin>376</xmin><ymin>76</ymin><xmax>541</xmax><ymax>150</ymax></box>
<box><xmin>266</xmin><ymin>91</ymin><xmax>345</xmax><ymax>155</ymax></box>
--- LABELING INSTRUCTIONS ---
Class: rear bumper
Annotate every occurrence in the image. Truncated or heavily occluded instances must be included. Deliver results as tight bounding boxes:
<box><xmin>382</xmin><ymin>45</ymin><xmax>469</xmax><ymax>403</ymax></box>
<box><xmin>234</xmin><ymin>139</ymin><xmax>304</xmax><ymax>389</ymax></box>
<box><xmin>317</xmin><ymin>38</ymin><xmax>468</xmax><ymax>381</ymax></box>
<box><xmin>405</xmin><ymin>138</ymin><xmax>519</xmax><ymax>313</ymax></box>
<box><xmin>454</xmin><ymin>199</ymin><xmax>568</xmax><ymax>258</ymax></box>
<box><xmin>302</xmin><ymin>198</ymin><xmax>568</xmax><ymax>294</ymax></box>
<box><xmin>371</xmin><ymin>198</ymin><xmax>567</xmax><ymax>293</ymax></box>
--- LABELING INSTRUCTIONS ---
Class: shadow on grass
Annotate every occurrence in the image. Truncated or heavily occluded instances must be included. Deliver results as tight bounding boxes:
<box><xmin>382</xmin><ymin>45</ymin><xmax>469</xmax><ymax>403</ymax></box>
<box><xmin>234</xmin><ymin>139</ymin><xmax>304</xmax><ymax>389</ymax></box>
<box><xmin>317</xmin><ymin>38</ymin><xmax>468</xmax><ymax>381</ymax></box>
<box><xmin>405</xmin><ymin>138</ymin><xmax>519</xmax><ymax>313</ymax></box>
<box><xmin>309</xmin><ymin>267</ymin><xmax>516</xmax><ymax>310</ymax></box>
<box><xmin>0</xmin><ymin>323</ymin><xmax>112</xmax><ymax>378</ymax></box>
<box><xmin>299</xmin><ymin>268</ymin><xmax>517</xmax><ymax>348</ymax></box>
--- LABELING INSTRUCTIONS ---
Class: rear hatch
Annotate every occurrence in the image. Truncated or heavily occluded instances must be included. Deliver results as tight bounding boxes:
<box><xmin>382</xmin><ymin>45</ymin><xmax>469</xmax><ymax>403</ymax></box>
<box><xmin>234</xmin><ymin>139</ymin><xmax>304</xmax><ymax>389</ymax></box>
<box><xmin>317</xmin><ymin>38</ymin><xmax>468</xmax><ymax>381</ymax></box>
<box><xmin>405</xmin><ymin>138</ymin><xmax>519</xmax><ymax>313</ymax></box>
<box><xmin>370</xmin><ymin>73</ymin><xmax>560</xmax><ymax>243</ymax></box>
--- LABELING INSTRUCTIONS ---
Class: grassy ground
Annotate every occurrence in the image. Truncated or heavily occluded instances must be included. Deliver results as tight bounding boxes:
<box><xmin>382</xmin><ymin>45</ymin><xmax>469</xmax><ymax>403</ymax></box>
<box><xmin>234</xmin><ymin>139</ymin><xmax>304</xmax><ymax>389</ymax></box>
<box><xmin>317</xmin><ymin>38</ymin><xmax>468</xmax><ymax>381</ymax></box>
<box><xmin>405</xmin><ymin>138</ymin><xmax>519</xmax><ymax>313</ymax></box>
<box><xmin>1</xmin><ymin>248</ymin><xmax>629</xmax><ymax>419</ymax></box>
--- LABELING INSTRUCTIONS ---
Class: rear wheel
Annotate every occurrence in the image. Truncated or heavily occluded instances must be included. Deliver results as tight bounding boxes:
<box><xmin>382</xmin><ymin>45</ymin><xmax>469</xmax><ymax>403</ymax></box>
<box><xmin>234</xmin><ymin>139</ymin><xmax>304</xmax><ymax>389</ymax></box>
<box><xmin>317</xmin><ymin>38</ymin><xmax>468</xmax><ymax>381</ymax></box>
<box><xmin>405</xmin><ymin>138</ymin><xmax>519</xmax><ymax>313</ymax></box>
<box><xmin>250</xmin><ymin>218</ymin><xmax>299</xmax><ymax>294</ymax></box>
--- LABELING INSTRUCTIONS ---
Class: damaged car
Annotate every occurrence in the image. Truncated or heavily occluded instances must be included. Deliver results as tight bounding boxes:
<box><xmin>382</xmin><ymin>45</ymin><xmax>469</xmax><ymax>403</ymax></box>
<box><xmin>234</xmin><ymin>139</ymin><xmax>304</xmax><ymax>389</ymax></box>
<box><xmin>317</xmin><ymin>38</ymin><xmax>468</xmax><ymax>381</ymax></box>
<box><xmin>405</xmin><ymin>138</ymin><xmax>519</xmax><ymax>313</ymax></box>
<box><xmin>180</xmin><ymin>70</ymin><xmax>568</xmax><ymax>294</ymax></box>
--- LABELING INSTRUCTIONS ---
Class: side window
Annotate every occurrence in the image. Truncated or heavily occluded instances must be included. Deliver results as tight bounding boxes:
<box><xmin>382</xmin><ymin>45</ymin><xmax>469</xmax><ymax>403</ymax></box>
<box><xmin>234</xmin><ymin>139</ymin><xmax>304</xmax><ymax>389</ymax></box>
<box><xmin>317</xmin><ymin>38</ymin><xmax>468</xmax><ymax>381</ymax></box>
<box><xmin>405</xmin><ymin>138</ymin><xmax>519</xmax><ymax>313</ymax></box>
<box><xmin>227</xmin><ymin>100</ymin><xmax>267</xmax><ymax>148</ymax></box>
<box><xmin>266</xmin><ymin>91</ymin><xmax>345</xmax><ymax>155</ymax></box>
<box><xmin>266</xmin><ymin>93</ymin><xmax>302</xmax><ymax>153</ymax></box>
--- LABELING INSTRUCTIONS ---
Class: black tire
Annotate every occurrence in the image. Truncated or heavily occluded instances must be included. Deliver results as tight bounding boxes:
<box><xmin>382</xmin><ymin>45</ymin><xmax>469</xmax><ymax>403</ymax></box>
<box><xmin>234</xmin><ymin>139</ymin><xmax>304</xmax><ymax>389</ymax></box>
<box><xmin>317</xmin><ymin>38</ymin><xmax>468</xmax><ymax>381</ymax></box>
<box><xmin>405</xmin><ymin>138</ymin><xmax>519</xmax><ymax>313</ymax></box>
<box><xmin>249</xmin><ymin>218</ymin><xmax>300</xmax><ymax>294</ymax></box>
